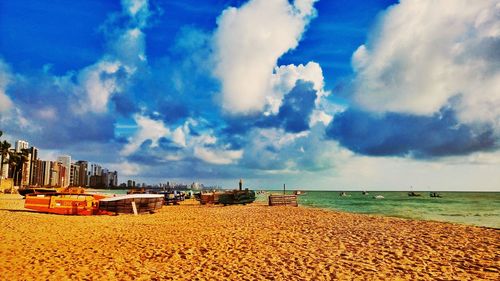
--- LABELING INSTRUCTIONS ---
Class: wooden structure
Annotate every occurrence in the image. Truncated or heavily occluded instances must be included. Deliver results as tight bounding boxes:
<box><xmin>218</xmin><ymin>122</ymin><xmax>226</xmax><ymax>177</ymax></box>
<box><xmin>218</xmin><ymin>189</ymin><xmax>256</xmax><ymax>206</ymax></box>
<box><xmin>268</xmin><ymin>194</ymin><xmax>298</xmax><ymax>207</ymax></box>
<box><xmin>24</xmin><ymin>193</ymin><xmax>108</xmax><ymax>215</ymax></box>
<box><xmin>99</xmin><ymin>194</ymin><xmax>164</xmax><ymax>214</ymax></box>
<box><xmin>199</xmin><ymin>192</ymin><xmax>222</xmax><ymax>204</ymax></box>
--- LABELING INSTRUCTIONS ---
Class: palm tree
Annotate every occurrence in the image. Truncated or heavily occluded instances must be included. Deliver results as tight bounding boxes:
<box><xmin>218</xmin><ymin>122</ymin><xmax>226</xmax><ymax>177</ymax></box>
<box><xmin>9</xmin><ymin>149</ymin><xmax>29</xmax><ymax>187</ymax></box>
<box><xmin>0</xmin><ymin>131</ymin><xmax>11</xmax><ymax>180</ymax></box>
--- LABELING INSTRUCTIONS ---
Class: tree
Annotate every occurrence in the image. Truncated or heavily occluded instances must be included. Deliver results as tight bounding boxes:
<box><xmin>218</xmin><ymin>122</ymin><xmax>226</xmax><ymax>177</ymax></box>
<box><xmin>9</xmin><ymin>149</ymin><xmax>29</xmax><ymax>186</ymax></box>
<box><xmin>0</xmin><ymin>130</ymin><xmax>11</xmax><ymax>179</ymax></box>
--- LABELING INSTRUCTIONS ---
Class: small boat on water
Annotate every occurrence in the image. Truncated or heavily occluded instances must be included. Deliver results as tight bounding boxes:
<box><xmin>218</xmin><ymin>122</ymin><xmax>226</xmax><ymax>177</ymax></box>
<box><xmin>362</xmin><ymin>191</ymin><xmax>369</xmax><ymax>195</ymax></box>
<box><xmin>408</xmin><ymin>191</ymin><xmax>421</xmax><ymax>197</ymax></box>
<box><xmin>429</xmin><ymin>192</ymin><xmax>442</xmax><ymax>198</ymax></box>
<box><xmin>98</xmin><ymin>194</ymin><xmax>164</xmax><ymax>214</ymax></box>
<box><xmin>24</xmin><ymin>192</ymin><xmax>108</xmax><ymax>215</ymax></box>
<box><xmin>339</xmin><ymin>192</ymin><xmax>350</xmax><ymax>197</ymax></box>
<box><xmin>373</xmin><ymin>195</ymin><xmax>384</xmax><ymax>199</ymax></box>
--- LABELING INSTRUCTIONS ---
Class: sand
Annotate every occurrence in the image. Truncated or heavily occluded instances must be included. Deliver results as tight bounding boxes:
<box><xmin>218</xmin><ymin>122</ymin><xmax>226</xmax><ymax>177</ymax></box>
<box><xmin>0</xmin><ymin>194</ymin><xmax>498</xmax><ymax>280</ymax></box>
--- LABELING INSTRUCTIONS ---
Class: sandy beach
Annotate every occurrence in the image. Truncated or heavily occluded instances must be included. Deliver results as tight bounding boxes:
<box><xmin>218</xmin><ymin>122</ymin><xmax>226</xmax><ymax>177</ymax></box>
<box><xmin>0</xmin><ymin>194</ymin><xmax>498</xmax><ymax>280</ymax></box>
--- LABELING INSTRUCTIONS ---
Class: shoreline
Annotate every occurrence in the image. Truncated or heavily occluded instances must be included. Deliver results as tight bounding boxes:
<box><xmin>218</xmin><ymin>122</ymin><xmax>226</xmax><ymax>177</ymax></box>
<box><xmin>297</xmin><ymin>203</ymin><xmax>500</xmax><ymax>231</ymax></box>
<box><xmin>1</xmin><ymin>194</ymin><xmax>498</xmax><ymax>280</ymax></box>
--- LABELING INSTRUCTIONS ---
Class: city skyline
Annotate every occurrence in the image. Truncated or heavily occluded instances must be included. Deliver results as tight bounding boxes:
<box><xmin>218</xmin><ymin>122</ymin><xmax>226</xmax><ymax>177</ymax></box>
<box><xmin>0</xmin><ymin>0</ymin><xmax>499</xmax><ymax>190</ymax></box>
<box><xmin>0</xmin><ymin>136</ymin><xmax>119</xmax><ymax>189</ymax></box>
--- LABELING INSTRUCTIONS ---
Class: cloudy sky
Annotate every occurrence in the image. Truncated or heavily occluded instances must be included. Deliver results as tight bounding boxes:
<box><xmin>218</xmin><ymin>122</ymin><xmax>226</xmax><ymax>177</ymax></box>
<box><xmin>0</xmin><ymin>0</ymin><xmax>499</xmax><ymax>190</ymax></box>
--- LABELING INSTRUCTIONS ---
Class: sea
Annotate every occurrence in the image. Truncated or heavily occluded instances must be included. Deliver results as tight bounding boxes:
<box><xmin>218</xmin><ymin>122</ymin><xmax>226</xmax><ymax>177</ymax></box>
<box><xmin>258</xmin><ymin>191</ymin><xmax>500</xmax><ymax>229</ymax></box>
<box><xmin>100</xmin><ymin>189</ymin><xmax>499</xmax><ymax>229</ymax></box>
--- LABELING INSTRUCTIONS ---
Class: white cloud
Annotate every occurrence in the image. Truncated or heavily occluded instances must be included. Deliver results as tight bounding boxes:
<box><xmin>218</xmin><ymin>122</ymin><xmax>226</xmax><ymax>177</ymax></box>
<box><xmin>213</xmin><ymin>0</ymin><xmax>319</xmax><ymax>114</ymax></box>
<box><xmin>352</xmin><ymin>0</ymin><xmax>500</xmax><ymax>131</ymax></box>
<box><xmin>121</xmin><ymin>114</ymin><xmax>170</xmax><ymax>156</ymax></box>
<box><xmin>171</xmin><ymin>126</ymin><xmax>187</xmax><ymax>147</ymax></box>
<box><xmin>268</xmin><ymin>61</ymin><xmax>329</xmax><ymax>114</ymax></box>
<box><xmin>309</xmin><ymin>110</ymin><xmax>332</xmax><ymax>126</ymax></box>
<box><xmin>77</xmin><ymin>0</ymin><xmax>150</xmax><ymax>114</ymax></box>
<box><xmin>240</xmin><ymin>126</ymin><xmax>339</xmax><ymax>172</ymax></box>
<box><xmin>122</xmin><ymin>0</ymin><xmax>150</xmax><ymax>28</ymax></box>
<box><xmin>120</xmin><ymin>115</ymin><xmax>243</xmax><ymax>165</ymax></box>
<box><xmin>0</xmin><ymin>60</ymin><xmax>13</xmax><ymax>113</ymax></box>
<box><xmin>77</xmin><ymin>60</ymin><xmax>123</xmax><ymax>113</ymax></box>
<box><xmin>193</xmin><ymin>146</ymin><xmax>243</xmax><ymax>165</ymax></box>
<box><xmin>108</xmin><ymin>161</ymin><xmax>142</xmax><ymax>176</ymax></box>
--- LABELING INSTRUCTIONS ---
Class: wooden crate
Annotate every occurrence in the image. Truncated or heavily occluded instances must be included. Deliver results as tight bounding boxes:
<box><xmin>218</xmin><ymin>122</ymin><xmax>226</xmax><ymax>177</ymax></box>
<box><xmin>268</xmin><ymin>195</ymin><xmax>298</xmax><ymax>207</ymax></box>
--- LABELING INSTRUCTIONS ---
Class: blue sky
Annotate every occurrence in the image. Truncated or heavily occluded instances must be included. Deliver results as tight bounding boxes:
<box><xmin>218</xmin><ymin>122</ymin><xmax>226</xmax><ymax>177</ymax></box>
<box><xmin>0</xmin><ymin>0</ymin><xmax>499</xmax><ymax>190</ymax></box>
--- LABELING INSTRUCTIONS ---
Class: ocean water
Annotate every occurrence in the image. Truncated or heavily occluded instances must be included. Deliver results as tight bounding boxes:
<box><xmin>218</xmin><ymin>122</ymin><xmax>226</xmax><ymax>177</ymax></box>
<box><xmin>101</xmin><ymin>189</ymin><xmax>499</xmax><ymax>228</ymax></box>
<box><xmin>259</xmin><ymin>191</ymin><xmax>500</xmax><ymax>229</ymax></box>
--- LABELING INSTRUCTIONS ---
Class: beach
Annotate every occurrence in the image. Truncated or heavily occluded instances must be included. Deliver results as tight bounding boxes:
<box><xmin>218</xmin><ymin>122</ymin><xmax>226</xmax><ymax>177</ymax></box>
<box><xmin>0</xmin><ymin>194</ymin><xmax>498</xmax><ymax>280</ymax></box>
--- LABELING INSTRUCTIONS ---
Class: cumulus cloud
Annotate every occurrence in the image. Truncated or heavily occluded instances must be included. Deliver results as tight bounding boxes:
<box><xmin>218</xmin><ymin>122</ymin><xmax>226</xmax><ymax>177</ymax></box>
<box><xmin>240</xmin><ymin>124</ymin><xmax>338</xmax><ymax>172</ymax></box>
<box><xmin>121</xmin><ymin>114</ymin><xmax>243</xmax><ymax>165</ymax></box>
<box><xmin>121</xmin><ymin>114</ymin><xmax>170</xmax><ymax>156</ymax></box>
<box><xmin>268</xmin><ymin>61</ymin><xmax>328</xmax><ymax>115</ymax></box>
<box><xmin>77</xmin><ymin>61</ymin><xmax>125</xmax><ymax>114</ymax></box>
<box><xmin>352</xmin><ymin>0</ymin><xmax>500</xmax><ymax>130</ymax></box>
<box><xmin>0</xmin><ymin>60</ymin><xmax>13</xmax><ymax>113</ymax></box>
<box><xmin>77</xmin><ymin>0</ymin><xmax>150</xmax><ymax>114</ymax></box>
<box><xmin>326</xmin><ymin>107</ymin><xmax>497</xmax><ymax>158</ymax></box>
<box><xmin>0</xmin><ymin>0</ymin><xmax>152</xmax><ymax>150</ymax></box>
<box><xmin>193</xmin><ymin>146</ymin><xmax>243</xmax><ymax>165</ymax></box>
<box><xmin>213</xmin><ymin>0</ymin><xmax>319</xmax><ymax>114</ymax></box>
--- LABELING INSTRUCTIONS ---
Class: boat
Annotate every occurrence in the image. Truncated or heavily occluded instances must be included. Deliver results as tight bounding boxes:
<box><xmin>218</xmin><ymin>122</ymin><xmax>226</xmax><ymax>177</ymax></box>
<box><xmin>198</xmin><ymin>191</ymin><xmax>224</xmax><ymax>204</ymax></box>
<box><xmin>362</xmin><ymin>191</ymin><xmax>369</xmax><ymax>195</ymax></box>
<box><xmin>24</xmin><ymin>192</ymin><xmax>109</xmax><ymax>215</ymax></box>
<box><xmin>408</xmin><ymin>191</ymin><xmax>421</xmax><ymax>197</ymax></box>
<box><xmin>218</xmin><ymin>189</ymin><xmax>256</xmax><ymax>206</ymax></box>
<box><xmin>293</xmin><ymin>190</ymin><xmax>306</xmax><ymax>195</ymax></box>
<box><xmin>429</xmin><ymin>192</ymin><xmax>442</xmax><ymax>198</ymax></box>
<box><xmin>339</xmin><ymin>192</ymin><xmax>350</xmax><ymax>197</ymax></box>
<box><xmin>18</xmin><ymin>187</ymin><xmax>58</xmax><ymax>197</ymax></box>
<box><xmin>98</xmin><ymin>194</ymin><xmax>164</xmax><ymax>214</ymax></box>
<box><xmin>153</xmin><ymin>190</ymin><xmax>185</xmax><ymax>205</ymax></box>
<box><xmin>373</xmin><ymin>195</ymin><xmax>384</xmax><ymax>199</ymax></box>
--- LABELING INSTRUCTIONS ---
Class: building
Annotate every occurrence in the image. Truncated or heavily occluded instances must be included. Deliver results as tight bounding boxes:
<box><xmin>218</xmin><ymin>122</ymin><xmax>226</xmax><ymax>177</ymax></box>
<box><xmin>42</xmin><ymin>160</ymin><xmax>51</xmax><ymax>186</ymax></box>
<box><xmin>127</xmin><ymin>180</ymin><xmax>135</xmax><ymax>188</ymax></box>
<box><xmin>70</xmin><ymin>163</ymin><xmax>80</xmax><ymax>186</ymax></box>
<box><xmin>108</xmin><ymin>171</ymin><xmax>118</xmax><ymax>187</ymax></box>
<box><xmin>15</xmin><ymin>140</ymin><xmax>29</xmax><ymax>152</ymax></box>
<box><xmin>75</xmin><ymin>161</ymin><xmax>89</xmax><ymax>187</ymax></box>
<box><xmin>20</xmin><ymin>154</ymin><xmax>31</xmax><ymax>187</ymax></box>
<box><xmin>31</xmin><ymin>159</ymin><xmax>45</xmax><ymax>186</ymax></box>
<box><xmin>28</xmin><ymin>147</ymin><xmax>38</xmax><ymax>186</ymax></box>
<box><xmin>57</xmin><ymin>155</ymin><xmax>71</xmax><ymax>187</ymax></box>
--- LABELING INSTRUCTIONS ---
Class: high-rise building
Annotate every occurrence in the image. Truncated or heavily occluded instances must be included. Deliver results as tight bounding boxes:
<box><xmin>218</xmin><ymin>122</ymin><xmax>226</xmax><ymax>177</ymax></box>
<box><xmin>90</xmin><ymin>163</ymin><xmax>102</xmax><ymax>177</ymax></box>
<box><xmin>49</xmin><ymin>161</ymin><xmax>59</xmax><ymax>187</ymax></box>
<box><xmin>57</xmin><ymin>155</ymin><xmax>71</xmax><ymax>187</ymax></box>
<box><xmin>109</xmin><ymin>171</ymin><xmax>118</xmax><ymax>187</ymax></box>
<box><xmin>75</xmin><ymin>161</ymin><xmax>89</xmax><ymax>187</ymax></box>
<box><xmin>20</xmin><ymin>152</ymin><xmax>31</xmax><ymax>187</ymax></box>
<box><xmin>28</xmin><ymin>147</ymin><xmax>38</xmax><ymax>186</ymax></box>
<box><xmin>70</xmin><ymin>163</ymin><xmax>80</xmax><ymax>186</ymax></box>
<box><xmin>31</xmin><ymin>159</ymin><xmax>44</xmax><ymax>186</ymax></box>
<box><xmin>15</xmin><ymin>140</ymin><xmax>29</xmax><ymax>152</ymax></box>
<box><xmin>42</xmin><ymin>160</ymin><xmax>51</xmax><ymax>186</ymax></box>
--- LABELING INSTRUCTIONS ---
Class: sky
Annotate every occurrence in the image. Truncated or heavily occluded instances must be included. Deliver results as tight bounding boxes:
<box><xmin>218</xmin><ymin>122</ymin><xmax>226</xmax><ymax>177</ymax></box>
<box><xmin>0</xmin><ymin>0</ymin><xmax>499</xmax><ymax>191</ymax></box>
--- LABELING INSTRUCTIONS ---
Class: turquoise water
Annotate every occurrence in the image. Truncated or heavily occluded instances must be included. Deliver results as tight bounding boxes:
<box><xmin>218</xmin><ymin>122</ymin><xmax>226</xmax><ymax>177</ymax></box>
<box><xmin>101</xmin><ymin>189</ymin><xmax>499</xmax><ymax>228</ymax></box>
<box><xmin>260</xmin><ymin>191</ymin><xmax>500</xmax><ymax>229</ymax></box>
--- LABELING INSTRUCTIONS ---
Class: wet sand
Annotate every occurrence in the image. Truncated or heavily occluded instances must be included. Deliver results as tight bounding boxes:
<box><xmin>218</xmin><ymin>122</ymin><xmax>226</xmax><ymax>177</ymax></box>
<box><xmin>0</xmin><ymin>194</ymin><xmax>498</xmax><ymax>280</ymax></box>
